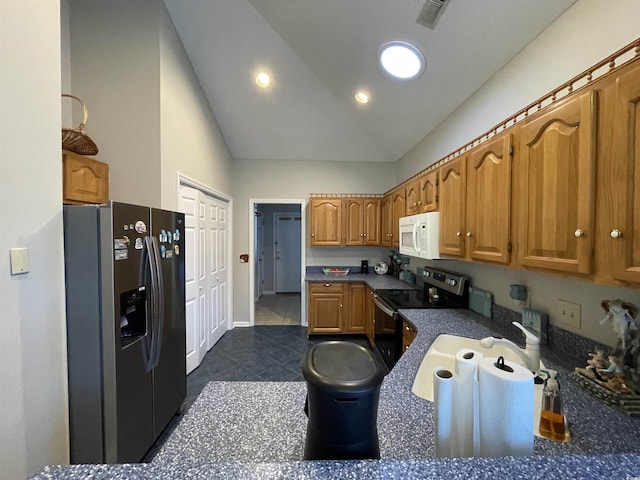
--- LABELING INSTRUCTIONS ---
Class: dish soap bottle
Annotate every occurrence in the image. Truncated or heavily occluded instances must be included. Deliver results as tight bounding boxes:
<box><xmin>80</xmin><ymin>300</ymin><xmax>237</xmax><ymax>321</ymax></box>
<box><xmin>539</xmin><ymin>369</ymin><xmax>566</xmax><ymax>441</ymax></box>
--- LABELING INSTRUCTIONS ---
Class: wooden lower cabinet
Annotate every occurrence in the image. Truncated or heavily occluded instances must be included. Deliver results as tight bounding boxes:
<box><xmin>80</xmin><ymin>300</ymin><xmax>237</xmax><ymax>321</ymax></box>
<box><xmin>344</xmin><ymin>283</ymin><xmax>366</xmax><ymax>333</ymax></box>
<box><xmin>307</xmin><ymin>281</ymin><xmax>369</xmax><ymax>335</ymax></box>
<box><xmin>365</xmin><ymin>286</ymin><xmax>375</xmax><ymax>346</ymax></box>
<box><xmin>402</xmin><ymin>319</ymin><xmax>417</xmax><ymax>353</ymax></box>
<box><xmin>308</xmin><ymin>282</ymin><xmax>345</xmax><ymax>334</ymax></box>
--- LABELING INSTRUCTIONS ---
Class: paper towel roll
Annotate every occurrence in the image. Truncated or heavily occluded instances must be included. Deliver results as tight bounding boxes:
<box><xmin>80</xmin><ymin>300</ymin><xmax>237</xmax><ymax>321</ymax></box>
<box><xmin>454</xmin><ymin>349</ymin><xmax>483</xmax><ymax>457</ymax></box>
<box><xmin>433</xmin><ymin>368</ymin><xmax>456</xmax><ymax>458</ymax></box>
<box><xmin>478</xmin><ymin>356</ymin><xmax>534</xmax><ymax>458</ymax></box>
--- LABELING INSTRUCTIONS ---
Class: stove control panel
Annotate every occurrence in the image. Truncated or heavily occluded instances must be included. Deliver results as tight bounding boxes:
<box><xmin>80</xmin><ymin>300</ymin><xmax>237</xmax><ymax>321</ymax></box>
<box><xmin>417</xmin><ymin>266</ymin><xmax>468</xmax><ymax>297</ymax></box>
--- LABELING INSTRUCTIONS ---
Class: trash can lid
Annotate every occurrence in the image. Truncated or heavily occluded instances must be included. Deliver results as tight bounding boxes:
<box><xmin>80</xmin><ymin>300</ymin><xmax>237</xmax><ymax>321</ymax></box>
<box><xmin>301</xmin><ymin>341</ymin><xmax>384</xmax><ymax>390</ymax></box>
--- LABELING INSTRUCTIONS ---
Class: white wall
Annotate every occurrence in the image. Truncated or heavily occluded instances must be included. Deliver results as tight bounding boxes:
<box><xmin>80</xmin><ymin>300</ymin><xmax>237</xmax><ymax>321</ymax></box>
<box><xmin>69</xmin><ymin>0</ymin><xmax>233</xmax><ymax>210</ymax></box>
<box><xmin>0</xmin><ymin>1</ymin><xmax>69</xmax><ymax>479</ymax></box>
<box><xmin>232</xmin><ymin>158</ymin><xmax>396</xmax><ymax>323</ymax></box>
<box><xmin>159</xmin><ymin>6</ymin><xmax>233</xmax><ymax>210</ymax></box>
<box><xmin>70</xmin><ymin>0</ymin><xmax>162</xmax><ymax>207</ymax></box>
<box><xmin>399</xmin><ymin>0</ymin><xmax>640</xmax><ymax>346</ymax></box>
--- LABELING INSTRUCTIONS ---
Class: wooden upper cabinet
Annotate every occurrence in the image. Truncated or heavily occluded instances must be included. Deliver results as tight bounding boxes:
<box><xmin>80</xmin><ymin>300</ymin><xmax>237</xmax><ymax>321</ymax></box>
<box><xmin>391</xmin><ymin>187</ymin><xmax>406</xmax><ymax>248</ymax></box>
<box><xmin>599</xmin><ymin>63</ymin><xmax>640</xmax><ymax>284</ymax></box>
<box><xmin>517</xmin><ymin>90</ymin><xmax>596</xmax><ymax>274</ymax></box>
<box><xmin>344</xmin><ymin>198</ymin><xmax>381</xmax><ymax>246</ymax></box>
<box><xmin>310</xmin><ymin>198</ymin><xmax>342</xmax><ymax>246</ymax></box>
<box><xmin>439</xmin><ymin>156</ymin><xmax>467</xmax><ymax>258</ymax></box>
<box><xmin>63</xmin><ymin>150</ymin><xmax>109</xmax><ymax>205</ymax></box>
<box><xmin>405</xmin><ymin>180</ymin><xmax>420</xmax><ymax>216</ymax></box>
<box><xmin>363</xmin><ymin>198</ymin><xmax>381</xmax><ymax>245</ymax></box>
<box><xmin>419</xmin><ymin>170</ymin><xmax>439</xmax><ymax>212</ymax></box>
<box><xmin>344</xmin><ymin>198</ymin><xmax>364</xmax><ymax>246</ymax></box>
<box><xmin>381</xmin><ymin>194</ymin><xmax>393</xmax><ymax>247</ymax></box>
<box><xmin>467</xmin><ymin>132</ymin><xmax>513</xmax><ymax>264</ymax></box>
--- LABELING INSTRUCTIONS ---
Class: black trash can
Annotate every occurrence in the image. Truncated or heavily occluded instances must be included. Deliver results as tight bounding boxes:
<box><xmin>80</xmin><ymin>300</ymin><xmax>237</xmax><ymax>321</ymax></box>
<box><xmin>301</xmin><ymin>341</ymin><xmax>385</xmax><ymax>460</ymax></box>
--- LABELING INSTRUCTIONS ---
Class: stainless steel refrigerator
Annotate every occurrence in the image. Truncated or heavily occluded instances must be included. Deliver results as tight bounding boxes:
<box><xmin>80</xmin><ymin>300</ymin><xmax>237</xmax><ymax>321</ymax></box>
<box><xmin>63</xmin><ymin>201</ymin><xmax>186</xmax><ymax>463</ymax></box>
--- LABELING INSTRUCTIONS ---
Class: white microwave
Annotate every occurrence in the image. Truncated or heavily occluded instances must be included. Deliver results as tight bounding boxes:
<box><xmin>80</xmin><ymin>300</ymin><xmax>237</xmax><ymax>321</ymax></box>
<box><xmin>398</xmin><ymin>212</ymin><xmax>440</xmax><ymax>259</ymax></box>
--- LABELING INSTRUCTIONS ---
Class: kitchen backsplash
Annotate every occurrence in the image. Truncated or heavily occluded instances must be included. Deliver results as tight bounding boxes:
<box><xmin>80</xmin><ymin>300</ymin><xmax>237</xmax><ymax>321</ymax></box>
<box><xmin>474</xmin><ymin>304</ymin><xmax>610</xmax><ymax>366</ymax></box>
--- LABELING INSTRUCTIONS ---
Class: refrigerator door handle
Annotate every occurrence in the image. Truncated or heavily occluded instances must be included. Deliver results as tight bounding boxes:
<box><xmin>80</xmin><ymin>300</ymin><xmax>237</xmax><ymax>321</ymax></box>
<box><xmin>149</xmin><ymin>236</ymin><xmax>164</xmax><ymax>369</ymax></box>
<box><xmin>140</xmin><ymin>236</ymin><xmax>160</xmax><ymax>371</ymax></box>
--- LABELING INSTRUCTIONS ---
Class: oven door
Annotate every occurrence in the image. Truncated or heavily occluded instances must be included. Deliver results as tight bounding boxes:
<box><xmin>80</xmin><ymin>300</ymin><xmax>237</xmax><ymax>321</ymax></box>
<box><xmin>373</xmin><ymin>295</ymin><xmax>402</xmax><ymax>371</ymax></box>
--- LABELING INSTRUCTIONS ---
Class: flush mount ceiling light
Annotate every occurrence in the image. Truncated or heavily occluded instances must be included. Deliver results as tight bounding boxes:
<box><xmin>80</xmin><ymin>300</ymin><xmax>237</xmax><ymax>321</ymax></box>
<box><xmin>379</xmin><ymin>41</ymin><xmax>425</xmax><ymax>80</ymax></box>
<box><xmin>255</xmin><ymin>72</ymin><xmax>271</xmax><ymax>88</ymax></box>
<box><xmin>354</xmin><ymin>91</ymin><xmax>369</xmax><ymax>104</ymax></box>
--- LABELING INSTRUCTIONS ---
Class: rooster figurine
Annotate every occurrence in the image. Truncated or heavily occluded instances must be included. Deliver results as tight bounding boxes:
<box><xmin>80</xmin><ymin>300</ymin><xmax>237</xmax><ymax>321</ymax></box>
<box><xmin>600</xmin><ymin>300</ymin><xmax>639</xmax><ymax>350</ymax></box>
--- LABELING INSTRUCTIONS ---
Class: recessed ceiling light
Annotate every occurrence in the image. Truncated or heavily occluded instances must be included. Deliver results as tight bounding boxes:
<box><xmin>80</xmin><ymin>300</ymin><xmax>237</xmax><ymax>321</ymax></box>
<box><xmin>355</xmin><ymin>91</ymin><xmax>369</xmax><ymax>104</ymax></box>
<box><xmin>379</xmin><ymin>41</ymin><xmax>425</xmax><ymax>80</ymax></box>
<box><xmin>255</xmin><ymin>72</ymin><xmax>271</xmax><ymax>88</ymax></box>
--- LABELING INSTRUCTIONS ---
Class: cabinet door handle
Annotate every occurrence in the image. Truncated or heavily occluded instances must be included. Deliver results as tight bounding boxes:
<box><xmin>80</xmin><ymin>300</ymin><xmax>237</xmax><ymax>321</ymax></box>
<box><xmin>339</xmin><ymin>304</ymin><xmax>343</xmax><ymax>308</ymax></box>
<box><xmin>610</xmin><ymin>228</ymin><xmax>622</xmax><ymax>239</ymax></box>
<box><xmin>363</xmin><ymin>233</ymin><xmax>367</xmax><ymax>237</ymax></box>
<box><xmin>466</xmin><ymin>231</ymin><xmax>472</xmax><ymax>238</ymax></box>
<box><xmin>456</xmin><ymin>231</ymin><xmax>462</xmax><ymax>237</ymax></box>
<box><xmin>311</xmin><ymin>233</ymin><xmax>315</xmax><ymax>237</ymax></box>
<box><xmin>574</xmin><ymin>228</ymin><xmax>585</xmax><ymax>238</ymax></box>
<box><xmin>325</xmin><ymin>283</ymin><xmax>331</xmax><ymax>287</ymax></box>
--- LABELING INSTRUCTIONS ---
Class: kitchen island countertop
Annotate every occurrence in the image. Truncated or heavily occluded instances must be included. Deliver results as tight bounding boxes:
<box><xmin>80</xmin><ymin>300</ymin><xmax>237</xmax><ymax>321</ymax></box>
<box><xmin>31</xmin><ymin>310</ymin><xmax>640</xmax><ymax>479</ymax></box>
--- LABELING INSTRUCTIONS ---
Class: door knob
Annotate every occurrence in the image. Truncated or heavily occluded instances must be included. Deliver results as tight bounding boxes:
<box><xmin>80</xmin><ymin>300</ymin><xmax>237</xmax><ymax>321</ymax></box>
<box><xmin>610</xmin><ymin>229</ymin><xmax>622</xmax><ymax>239</ymax></box>
<box><xmin>574</xmin><ymin>229</ymin><xmax>585</xmax><ymax>238</ymax></box>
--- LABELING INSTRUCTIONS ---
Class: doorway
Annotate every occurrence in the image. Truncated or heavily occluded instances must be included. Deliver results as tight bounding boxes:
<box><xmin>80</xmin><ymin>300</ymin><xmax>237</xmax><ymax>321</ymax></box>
<box><xmin>250</xmin><ymin>200</ymin><xmax>306</xmax><ymax>326</ymax></box>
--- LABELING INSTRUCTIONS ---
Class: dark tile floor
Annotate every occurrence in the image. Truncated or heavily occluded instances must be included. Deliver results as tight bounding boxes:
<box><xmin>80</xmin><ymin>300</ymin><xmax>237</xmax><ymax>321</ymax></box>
<box><xmin>144</xmin><ymin>325</ymin><xmax>372</xmax><ymax>462</ymax></box>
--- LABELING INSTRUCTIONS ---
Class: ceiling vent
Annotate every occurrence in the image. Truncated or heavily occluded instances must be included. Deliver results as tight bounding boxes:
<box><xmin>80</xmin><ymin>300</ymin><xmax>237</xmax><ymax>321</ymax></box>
<box><xmin>416</xmin><ymin>0</ymin><xmax>451</xmax><ymax>29</ymax></box>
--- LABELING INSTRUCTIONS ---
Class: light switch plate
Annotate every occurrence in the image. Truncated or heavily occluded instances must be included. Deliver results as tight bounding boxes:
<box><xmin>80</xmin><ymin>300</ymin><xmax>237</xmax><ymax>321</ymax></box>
<box><xmin>556</xmin><ymin>299</ymin><xmax>581</xmax><ymax>329</ymax></box>
<box><xmin>10</xmin><ymin>248</ymin><xmax>30</xmax><ymax>275</ymax></box>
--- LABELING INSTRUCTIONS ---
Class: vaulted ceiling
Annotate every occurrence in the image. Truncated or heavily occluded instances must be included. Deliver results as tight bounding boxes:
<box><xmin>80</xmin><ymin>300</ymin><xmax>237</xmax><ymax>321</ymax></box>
<box><xmin>163</xmin><ymin>0</ymin><xmax>575</xmax><ymax>163</ymax></box>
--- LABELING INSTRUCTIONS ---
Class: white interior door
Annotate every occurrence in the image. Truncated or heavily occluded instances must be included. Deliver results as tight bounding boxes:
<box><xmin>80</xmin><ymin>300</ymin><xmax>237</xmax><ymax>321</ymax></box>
<box><xmin>217</xmin><ymin>199</ymin><xmax>228</xmax><ymax>338</ymax></box>
<box><xmin>196</xmin><ymin>191</ymin><xmax>208</xmax><ymax>365</ymax></box>
<box><xmin>275</xmin><ymin>213</ymin><xmax>301</xmax><ymax>293</ymax></box>
<box><xmin>206</xmin><ymin>196</ymin><xmax>227</xmax><ymax>349</ymax></box>
<box><xmin>257</xmin><ymin>213</ymin><xmax>265</xmax><ymax>298</ymax></box>
<box><xmin>178</xmin><ymin>185</ymin><xmax>206</xmax><ymax>374</ymax></box>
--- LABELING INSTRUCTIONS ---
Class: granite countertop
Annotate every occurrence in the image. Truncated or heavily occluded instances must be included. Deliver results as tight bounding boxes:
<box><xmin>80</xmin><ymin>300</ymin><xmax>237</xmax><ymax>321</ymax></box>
<box><xmin>31</xmin><ymin>310</ymin><xmax>640</xmax><ymax>479</ymax></box>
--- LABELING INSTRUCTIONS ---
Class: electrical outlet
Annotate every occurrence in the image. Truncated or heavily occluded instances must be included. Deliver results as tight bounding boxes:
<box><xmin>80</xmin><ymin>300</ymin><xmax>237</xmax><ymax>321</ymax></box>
<box><xmin>556</xmin><ymin>299</ymin><xmax>581</xmax><ymax>329</ymax></box>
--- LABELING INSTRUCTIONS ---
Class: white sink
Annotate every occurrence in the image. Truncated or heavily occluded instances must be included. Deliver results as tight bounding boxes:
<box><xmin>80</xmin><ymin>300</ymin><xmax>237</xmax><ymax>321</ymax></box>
<box><xmin>412</xmin><ymin>334</ymin><xmax>544</xmax><ymax>437</ymax></box>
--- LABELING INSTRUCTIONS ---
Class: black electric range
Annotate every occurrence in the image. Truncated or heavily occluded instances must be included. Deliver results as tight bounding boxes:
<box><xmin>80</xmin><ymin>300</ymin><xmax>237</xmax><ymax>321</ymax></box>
<box><xmin>374</xmin><ymin>266</ymin><xmax>470</xmax><ymax>311</ymax></box>
<box><xmin>372</xmin><ymin>266</ymin><xmax>470</xmax><ymax>370</ymax></box>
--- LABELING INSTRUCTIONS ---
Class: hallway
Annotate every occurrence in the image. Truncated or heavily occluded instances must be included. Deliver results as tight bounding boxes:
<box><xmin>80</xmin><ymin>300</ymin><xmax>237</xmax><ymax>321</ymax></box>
<box><xmin>254</xmin><ymin>293</ymin><xmax>301</xmax><ymax>325</ymax></box>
